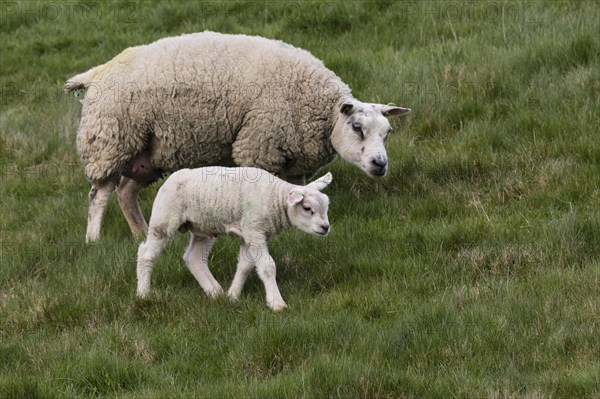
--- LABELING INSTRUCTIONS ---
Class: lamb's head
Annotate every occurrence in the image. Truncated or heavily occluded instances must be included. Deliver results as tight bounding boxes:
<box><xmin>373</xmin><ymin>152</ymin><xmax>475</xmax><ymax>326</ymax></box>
<box><xmin>286</xmin><ymin>172</ymin><xmax>332</xmax><ymax>236</ymax></box>
<box><xmin>331</xmin><ymin>100</ymin><xmax>410</xmax><ymax>177</ymax></box>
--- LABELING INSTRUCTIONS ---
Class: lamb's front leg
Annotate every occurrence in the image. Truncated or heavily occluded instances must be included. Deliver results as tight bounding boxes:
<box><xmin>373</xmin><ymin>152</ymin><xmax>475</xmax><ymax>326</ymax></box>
<box><xmin>227</xmin><ymin>243</ymin><xmax>254</xmax><ymax>301</ymax></box>
<box><xmin>137</xmin><ymin>234</ymin><xmax>169</xmax><ymax>297</ymax></box>
<box><xmin>247</xmin><ymin>240</ymin><xmax>287</xmax><ymax>312</ymax></box>
<box><xmin>183</xmin><ymin>234</ymin><xmax>223</xmax><ymax>298</ymax></box>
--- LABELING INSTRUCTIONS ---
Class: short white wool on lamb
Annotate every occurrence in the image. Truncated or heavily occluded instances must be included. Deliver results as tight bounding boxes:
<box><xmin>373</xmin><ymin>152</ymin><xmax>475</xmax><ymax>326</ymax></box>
<box><xmin>136</xmin><ymin>166</ymin><xmax>333</xmax><ymax>311</ymax></box>
<box><xmin>65</xmin><ymin>31</ymin><xmax>410</xmax><ymax>242</ymax></box>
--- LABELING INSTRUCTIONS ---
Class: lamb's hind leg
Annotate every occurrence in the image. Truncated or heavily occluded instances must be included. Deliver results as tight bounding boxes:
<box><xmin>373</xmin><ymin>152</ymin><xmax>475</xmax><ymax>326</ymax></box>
<box><xmin>116</xmin><ymin>177</ymin><xmax>149</xmax><ymax>240</ymax></box>
<box><xmin>183</xmin><ymin>234</ymin><xmax>223</xmax><ymax>298</ymax></box>
<box><xmin>86</xmin><ymin>181</ymin><xmax>117</xmax><ymax>243</ymax></box>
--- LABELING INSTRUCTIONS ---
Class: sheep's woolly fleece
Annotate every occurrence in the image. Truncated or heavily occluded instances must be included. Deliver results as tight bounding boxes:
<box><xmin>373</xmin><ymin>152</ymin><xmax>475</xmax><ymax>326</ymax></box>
<box><xmin>66</xmin><ymin>31</ymin><xmax>352</xmax><ymax>183</ymax></box>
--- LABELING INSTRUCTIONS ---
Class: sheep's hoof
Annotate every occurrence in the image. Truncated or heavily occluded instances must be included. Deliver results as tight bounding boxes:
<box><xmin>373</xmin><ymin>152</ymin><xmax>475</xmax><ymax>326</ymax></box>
<box><xmin>131</xmin><ymin>228</ymin><xmax>147</xmax><ymax>240</ymax></box>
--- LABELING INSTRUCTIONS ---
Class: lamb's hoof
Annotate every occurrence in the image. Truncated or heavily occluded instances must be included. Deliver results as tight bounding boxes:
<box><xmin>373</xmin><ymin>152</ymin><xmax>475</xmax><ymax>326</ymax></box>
<box><xmin>136</xmin><ymin>289</ymin><xmax>150</xmax><ymax>298</ymax></box>
<box><xmin>85</xmin><ymin>232</ymin><xmax>100</xmax><ymax>243</ymax></box>
<box><xmin>269</xmin><ymin>302</ymin><xmax>288</xmax><ymax>312</ymax></box>
<box><xmin>227</xmin><ymin>290</ymin><xmax>241</xmax><ymax>302</ymax></box>
<box><xmin>206</xmin><ymin>286</ymin><xmax>224</xmax><ymax>299</ymax></box>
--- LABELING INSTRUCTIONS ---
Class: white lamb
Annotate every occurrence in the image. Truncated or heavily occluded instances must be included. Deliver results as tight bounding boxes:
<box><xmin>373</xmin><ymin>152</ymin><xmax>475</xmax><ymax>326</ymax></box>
<box><xmin>136</xmin><ymin>166</ymin><xmax>333</xmax><ymax>311</ymax></box>
<box><xmin>64</xmin><ymin>31</ymin><xmax>410</xmax><ymax>242</ymax></box>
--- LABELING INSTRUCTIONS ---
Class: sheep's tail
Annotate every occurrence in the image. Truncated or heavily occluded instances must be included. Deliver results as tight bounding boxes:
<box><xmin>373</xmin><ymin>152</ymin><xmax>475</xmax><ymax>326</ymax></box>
<box><xmin>64</xmin><ymin>67</ymin><xmax>100</xmax><ymax>93</ymax></box>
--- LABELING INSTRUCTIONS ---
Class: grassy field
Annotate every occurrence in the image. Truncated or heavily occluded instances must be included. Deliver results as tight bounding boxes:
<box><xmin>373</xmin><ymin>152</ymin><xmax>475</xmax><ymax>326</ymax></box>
<box><xmin>1</xmin><ymin>1</ymin><xmax>599</xmax><ymax>397</ymax></box>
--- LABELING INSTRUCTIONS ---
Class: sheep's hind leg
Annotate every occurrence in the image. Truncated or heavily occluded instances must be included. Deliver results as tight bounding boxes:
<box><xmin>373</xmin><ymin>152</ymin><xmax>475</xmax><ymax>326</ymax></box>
<box><xmin>136</xmin><ymin>231</ymin><xmax>170</xmax><ymax>297</ymax></box>
<box><xmin>227</xmin><ymin>244</ymin><xmax>254</xmax><ymax>301</ymax></box>
<box><xmin>116</xmin><ymin>177</ymin><xmax>149</xmax><ymax>240</ymax></box>
<box><xmin>86</xmin><ymin>181</ymin><xmax>117</xmax><ymax>243</ymax></box>
<box><xmin>183</xmin><ymin>234</ymin><xmax>223</xmax><ymax>298</ymax></box>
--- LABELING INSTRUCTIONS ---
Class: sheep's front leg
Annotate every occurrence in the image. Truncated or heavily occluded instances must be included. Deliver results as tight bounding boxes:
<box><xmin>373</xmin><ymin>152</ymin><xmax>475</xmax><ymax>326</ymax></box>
<box><xmin>86</xmin><ymin>181</ymin><xmax>117</xmax><ymax>243</ymax></box>
<box><xmin>137</xmin><ymin>233</ymin><xmax>169</xmax><ymax>297</ymax></box>
<box><xmin>183</xmin><ymin>234</ymin><xmax>223</xmax><ymax>298</ymax></box>
<box><xmin>227</xmin><ymin>244</ymin><xmax>254</xmax><ymax>301</ymax></box>
<box><xmin>116</xmin><ymin>176</ymin><xmax>149</xmax><ymax>240</ymax></box>
<box><xmin>248</xmin><ymin>241</ymin><xmax>287</xmax><ymax>312</ymax></box>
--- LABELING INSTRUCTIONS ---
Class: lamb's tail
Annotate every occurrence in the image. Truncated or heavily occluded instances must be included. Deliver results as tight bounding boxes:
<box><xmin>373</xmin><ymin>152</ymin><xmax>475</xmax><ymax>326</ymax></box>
<box><xmin>64</xmin><ymin>67</ymin><xmax>99</xmax><ymax>93</ymax></box>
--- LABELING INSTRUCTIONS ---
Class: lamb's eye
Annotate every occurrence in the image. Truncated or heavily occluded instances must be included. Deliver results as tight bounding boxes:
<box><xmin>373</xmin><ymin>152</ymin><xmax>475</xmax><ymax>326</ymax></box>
<box><xmin>302</xmin><ymin>205</ymin><xmax>314</xmax><ymax>215</ymax></box>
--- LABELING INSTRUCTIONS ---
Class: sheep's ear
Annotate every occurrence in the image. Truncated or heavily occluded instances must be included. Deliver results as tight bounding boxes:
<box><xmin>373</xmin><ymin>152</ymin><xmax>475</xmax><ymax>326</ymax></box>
<box><xmin>340</xmin><ymin>101</ymin><xmax>354</xmax><ymax>115</ymax></box>
<box><xmin>287</xmin><ymin>190</ymin><xmax>304</xmax><ymax>206</ymax></box>
<box><xmin>307</xmin><ymin>172</ymin><xmax>333</xmax><ymax>191</ymax></box>
<box><xmin>376</xmin><ymin>104</ymin><xmax>411</xmax><ymax>118</ymax></box>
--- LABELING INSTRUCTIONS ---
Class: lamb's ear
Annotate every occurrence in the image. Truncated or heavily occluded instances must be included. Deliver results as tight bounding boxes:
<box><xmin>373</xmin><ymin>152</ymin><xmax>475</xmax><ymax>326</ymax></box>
<box><xmin>287</xmin><ymin>190</ymin><xmax>304</xmax><ymax>206</ymax></box>
<box><xmin>307</xmin><ymin>172</ymin><xmax>333</xmax><ymax>191</ymax></box>
<box><xmin>376</xmin><ymin>104</ymin><xmax>411</xmax><ymax>118</ymax></box>
<box><xmin>340</xmin><ymin>101</ymin><xmax>354</xmax><ymax>115</ymax></box>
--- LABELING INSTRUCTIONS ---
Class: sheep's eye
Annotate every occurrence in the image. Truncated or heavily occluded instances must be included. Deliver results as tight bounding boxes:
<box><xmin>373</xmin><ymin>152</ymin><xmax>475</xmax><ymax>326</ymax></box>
<box><xmin>384</xmin><ymin>127</ymin><xmax>392</xmax><ymax>141</ymax></box>
<box><xmin>351</xmin><ymin>122</ymin><xmax>364</xmax><ymax>139</ymax></box>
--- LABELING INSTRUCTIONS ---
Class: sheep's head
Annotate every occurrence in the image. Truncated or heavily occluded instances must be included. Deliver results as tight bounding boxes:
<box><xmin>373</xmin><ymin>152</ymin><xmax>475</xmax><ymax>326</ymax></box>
<box><xmin>287</xmin><ymin>172</ymin><xmax>332</xmax><ymax>236</ymax></box>
<box><xmin>331</xmin><ymin>100</ymin><xmax>410</xmax><ymax>177</ymax></box>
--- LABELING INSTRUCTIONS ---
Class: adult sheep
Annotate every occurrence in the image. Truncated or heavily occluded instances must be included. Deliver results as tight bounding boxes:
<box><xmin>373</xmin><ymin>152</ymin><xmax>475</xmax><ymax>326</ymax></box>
<box><xmin>65</xmin><ymin>31</ymin><xmax>410</xmax><ymax>243</ymax></box>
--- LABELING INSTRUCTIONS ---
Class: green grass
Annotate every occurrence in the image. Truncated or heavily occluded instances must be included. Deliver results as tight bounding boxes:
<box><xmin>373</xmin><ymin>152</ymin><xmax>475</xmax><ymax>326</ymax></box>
<box><xmin>1</xmin><ymin>1</ymin><xmax>599</xmax><ymax>397</ymax></box>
